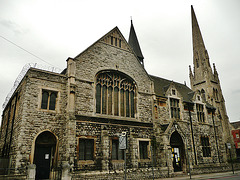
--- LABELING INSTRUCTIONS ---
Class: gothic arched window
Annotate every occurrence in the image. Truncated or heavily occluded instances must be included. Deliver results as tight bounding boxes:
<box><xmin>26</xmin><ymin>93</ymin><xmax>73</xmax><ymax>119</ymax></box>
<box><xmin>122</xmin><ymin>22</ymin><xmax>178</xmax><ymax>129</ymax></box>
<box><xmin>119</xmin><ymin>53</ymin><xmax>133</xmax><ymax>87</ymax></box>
<box><xmin>96</xmin><ymin>71</ymin><xmax>136</xmax><ymax>118</ymax></box>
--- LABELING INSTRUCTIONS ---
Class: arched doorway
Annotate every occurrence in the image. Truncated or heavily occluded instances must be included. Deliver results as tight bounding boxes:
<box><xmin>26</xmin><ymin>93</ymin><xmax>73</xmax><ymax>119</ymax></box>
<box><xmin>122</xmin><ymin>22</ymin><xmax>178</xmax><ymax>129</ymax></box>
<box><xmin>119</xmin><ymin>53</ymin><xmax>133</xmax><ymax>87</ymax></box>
<box><xmin>170</xmin><ymin>131</ymin><xmax>185</xmax><ymax>172</ymax></box>
<box><xmin>33</xmin><ymin>131</ymin><xmax>57</xmax><ymax>179</ymax></box>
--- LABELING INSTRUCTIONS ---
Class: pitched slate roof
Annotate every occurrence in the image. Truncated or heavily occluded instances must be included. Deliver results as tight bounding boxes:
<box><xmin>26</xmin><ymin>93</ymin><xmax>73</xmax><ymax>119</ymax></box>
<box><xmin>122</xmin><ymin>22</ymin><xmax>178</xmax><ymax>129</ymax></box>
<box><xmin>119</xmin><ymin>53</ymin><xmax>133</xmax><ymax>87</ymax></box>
<box><xmin>149</xmin><ymin>75</ymin><xmax>194</xmax><ymax>102</ymax></box>
<box><xmin>231</xmin><ymin>121</ymin><xmax>240</xmax><ymax>130</ymax></box>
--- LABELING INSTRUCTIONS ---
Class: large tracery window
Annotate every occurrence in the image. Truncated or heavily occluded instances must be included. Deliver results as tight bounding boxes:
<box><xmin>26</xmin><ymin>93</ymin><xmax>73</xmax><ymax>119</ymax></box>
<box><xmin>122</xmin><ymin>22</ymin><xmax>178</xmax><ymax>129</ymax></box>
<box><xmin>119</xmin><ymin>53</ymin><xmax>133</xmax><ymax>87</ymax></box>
<box><xmin>96</xmin><ymin>71</ymin><xmax>136</xmax><ymax>118</ymax></box>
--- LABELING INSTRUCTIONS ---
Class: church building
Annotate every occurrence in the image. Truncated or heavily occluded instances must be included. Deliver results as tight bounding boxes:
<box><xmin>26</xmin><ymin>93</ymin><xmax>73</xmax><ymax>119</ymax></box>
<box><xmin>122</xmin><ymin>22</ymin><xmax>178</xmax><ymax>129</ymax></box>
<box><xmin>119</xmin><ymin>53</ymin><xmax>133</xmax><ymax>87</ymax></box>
<box><xmin>0</xmin><ymin>6</ymin><xmax>234</xmax><ymax>179</ymax></box>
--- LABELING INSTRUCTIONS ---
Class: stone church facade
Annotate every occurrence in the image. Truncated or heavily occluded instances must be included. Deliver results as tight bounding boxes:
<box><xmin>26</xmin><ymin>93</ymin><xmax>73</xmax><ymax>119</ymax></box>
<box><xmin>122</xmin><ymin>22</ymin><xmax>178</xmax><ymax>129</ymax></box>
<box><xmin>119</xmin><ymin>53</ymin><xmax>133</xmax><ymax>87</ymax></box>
<box><xmin>0</xmin><ymin>6</ymin><xmax>234</xmax><ymax>179</ymax></box>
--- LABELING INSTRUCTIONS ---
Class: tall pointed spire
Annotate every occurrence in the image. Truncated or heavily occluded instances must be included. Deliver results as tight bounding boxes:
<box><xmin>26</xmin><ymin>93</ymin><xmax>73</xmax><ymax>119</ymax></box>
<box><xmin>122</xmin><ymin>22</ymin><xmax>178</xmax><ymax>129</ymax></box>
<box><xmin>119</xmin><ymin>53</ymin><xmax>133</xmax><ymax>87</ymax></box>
<box><xmin>128</xmin><ymin>20</ymin><xmax>144</xmax><ymax>65</ymax></box>
<box><xmin>191</xmin><ymin>5</ymin><xmax>206</xmax><ymax>53</ymax></box>
<box><xmin>191</xmin><ymin>5</ymin><xmax>212</xmax><ymax>82</ymax></box>
<box><xmin>190</xmin><ymin>6</ymin><xmax>233</xmax><ymax>154</ymax></box>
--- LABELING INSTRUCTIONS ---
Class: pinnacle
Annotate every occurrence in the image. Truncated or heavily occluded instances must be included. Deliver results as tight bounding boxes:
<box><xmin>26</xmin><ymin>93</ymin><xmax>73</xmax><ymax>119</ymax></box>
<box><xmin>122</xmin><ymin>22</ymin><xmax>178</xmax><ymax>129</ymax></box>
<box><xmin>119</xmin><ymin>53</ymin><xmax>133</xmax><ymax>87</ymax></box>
<box><xmin>128</xmin><ymin>20</ymin><xmax>144</xmax><ymax>65</ymax></box>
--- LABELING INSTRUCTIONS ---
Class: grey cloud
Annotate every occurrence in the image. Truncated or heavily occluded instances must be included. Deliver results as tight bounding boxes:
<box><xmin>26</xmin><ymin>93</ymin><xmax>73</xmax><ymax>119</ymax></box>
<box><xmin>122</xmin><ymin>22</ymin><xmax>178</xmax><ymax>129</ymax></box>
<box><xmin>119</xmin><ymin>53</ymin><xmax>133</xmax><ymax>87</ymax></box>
<box><xmin>0</xmin><ymin>18</ymin><xmax>27</xmax><ymax>34</ymax></box>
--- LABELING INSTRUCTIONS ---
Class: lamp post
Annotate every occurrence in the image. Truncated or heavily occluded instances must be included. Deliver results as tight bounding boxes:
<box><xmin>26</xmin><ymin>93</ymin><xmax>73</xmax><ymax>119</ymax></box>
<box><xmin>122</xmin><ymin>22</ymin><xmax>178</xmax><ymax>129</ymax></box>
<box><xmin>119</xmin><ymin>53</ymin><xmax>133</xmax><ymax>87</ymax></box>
<box><xmin>119</xmin><ymin>132</ymin><xmax>127</xmax><ymax>180</ymax></box>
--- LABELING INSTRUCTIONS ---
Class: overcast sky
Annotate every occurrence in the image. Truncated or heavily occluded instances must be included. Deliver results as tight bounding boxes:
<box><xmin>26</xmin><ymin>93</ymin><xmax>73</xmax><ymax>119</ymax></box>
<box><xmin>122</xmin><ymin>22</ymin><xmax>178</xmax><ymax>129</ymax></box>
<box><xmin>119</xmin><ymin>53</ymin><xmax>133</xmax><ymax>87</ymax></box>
<box><xmin>1</xmin><ymin>0</ymin><xmax>240</xmax><ymax>123</ymax></box>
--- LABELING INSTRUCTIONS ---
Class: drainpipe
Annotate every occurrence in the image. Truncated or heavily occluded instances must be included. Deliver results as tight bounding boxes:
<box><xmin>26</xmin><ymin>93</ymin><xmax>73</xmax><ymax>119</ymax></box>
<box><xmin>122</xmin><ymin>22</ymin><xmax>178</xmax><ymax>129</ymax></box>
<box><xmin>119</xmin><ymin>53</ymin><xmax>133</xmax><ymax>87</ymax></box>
<box><xmin>185</xmin><ymin>138</ymin><xmax>191</xmax><ymax>179</ymax></box>
<box><xmin>188</xmin><ymin>103</ymin><xmax>197</xmax><ymax>165</ymax></box>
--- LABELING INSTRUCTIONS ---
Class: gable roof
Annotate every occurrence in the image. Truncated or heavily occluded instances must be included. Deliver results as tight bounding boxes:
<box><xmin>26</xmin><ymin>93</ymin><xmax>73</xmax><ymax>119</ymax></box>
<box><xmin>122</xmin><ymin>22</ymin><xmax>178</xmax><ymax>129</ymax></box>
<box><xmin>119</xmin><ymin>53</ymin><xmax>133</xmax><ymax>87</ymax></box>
<box><xmin>150</xmin><ymin>75</ymin><xmax>194</xmax><ymax>102</ymax></box>
<box><xmin>75</xmin><ymin>26</ymin><xmax>132</xmax><ymax>59</ymax></box>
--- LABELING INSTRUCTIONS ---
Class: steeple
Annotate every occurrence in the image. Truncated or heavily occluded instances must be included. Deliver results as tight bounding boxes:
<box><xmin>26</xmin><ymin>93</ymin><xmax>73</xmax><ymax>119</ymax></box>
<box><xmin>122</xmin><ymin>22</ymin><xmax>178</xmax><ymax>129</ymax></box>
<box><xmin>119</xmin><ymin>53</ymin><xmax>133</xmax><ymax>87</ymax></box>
<box><xmin>128</xmin><ymin>20</ymin><xmax>144</xmax><ymax>65</ymax></box>
<box><xmin>191</xmin><ymin>5</ymin><xmax>207</xmax><ymax>54</ymax></box>
<box><xmin>190</xmin><ymin>6</ymin><xmax>212</xmax><ymax>85</ymax></box>
<box><xmin>189</xmin><ymin>6</ymin><xmax>233</xmax><ymax>150</ymax></box>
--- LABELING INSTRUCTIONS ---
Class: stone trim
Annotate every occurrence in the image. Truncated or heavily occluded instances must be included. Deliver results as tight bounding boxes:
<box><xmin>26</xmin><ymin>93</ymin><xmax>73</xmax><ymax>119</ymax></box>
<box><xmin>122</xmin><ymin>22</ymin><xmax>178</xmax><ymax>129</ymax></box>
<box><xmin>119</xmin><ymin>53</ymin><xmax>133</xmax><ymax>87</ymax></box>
<box><xmin>75</xmin><ymin>115</ymin><xmax>153</xmax><ymax>128</ymax></box>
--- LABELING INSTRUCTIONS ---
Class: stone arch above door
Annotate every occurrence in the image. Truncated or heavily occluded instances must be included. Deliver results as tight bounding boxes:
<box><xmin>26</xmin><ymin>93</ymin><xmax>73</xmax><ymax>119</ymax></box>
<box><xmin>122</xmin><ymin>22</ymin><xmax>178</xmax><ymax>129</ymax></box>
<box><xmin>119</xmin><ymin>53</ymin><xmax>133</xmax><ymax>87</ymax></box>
<box><xmin>32</xmin><ymin>130</ymin><xmax>58</xmax><ymax>180</ymax></box>
<box><xmin>170</xmin><ymin>130</ymin><xmax>185</xmax><ymax>172</ymax></box>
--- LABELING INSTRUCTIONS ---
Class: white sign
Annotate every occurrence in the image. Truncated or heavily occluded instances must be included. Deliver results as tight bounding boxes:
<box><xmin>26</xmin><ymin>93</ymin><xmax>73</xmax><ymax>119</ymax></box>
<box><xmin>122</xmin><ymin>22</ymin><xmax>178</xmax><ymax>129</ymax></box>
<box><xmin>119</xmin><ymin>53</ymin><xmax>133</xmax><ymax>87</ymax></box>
<box><xmin>45</xmin><ymin>154</ymin><xmax>49</xmax><ymax>159</ymax></box>
<box><xmin>119</xmin><ymin>132</ymin><xmax>127</xmax><ymax>150</ymax></box>
<box><xmin>227</xmin><ymin>143</ymin><xmax>231</xmax><ymax>149</ymax></box>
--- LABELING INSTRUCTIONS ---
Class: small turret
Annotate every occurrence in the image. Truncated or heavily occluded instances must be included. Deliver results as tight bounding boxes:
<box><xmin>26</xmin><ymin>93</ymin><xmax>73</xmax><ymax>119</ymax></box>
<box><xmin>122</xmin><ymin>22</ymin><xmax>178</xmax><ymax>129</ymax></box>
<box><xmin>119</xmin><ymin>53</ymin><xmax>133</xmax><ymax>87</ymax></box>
<box><xmin>128</xmin><ymin>20</ymin><xmax>144</xmax><ymax>65</ymax></box>
<box><xmin>189</xmin><ymin>65</ymin><xmax>194</xmax><ymax>88</ymax></box>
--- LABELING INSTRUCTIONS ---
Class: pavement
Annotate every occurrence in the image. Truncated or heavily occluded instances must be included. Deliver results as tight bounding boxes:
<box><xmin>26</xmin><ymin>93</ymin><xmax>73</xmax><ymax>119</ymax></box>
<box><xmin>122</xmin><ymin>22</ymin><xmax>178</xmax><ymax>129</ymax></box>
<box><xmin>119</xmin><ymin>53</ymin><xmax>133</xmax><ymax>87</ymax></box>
<box><xmin>158</xmin><ymin>170</ymin><xmax>240</xmax><ymax>180</ymax></box>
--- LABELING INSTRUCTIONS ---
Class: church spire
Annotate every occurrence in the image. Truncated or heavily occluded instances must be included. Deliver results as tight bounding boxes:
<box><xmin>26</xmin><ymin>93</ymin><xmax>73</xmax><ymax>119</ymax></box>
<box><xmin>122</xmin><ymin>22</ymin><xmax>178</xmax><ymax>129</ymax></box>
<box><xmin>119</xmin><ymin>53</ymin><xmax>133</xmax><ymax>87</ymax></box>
<box><xmin>191</xmin><ymin>5</ymin><xmax>206</xmax><ymax>53</ymax></box>
<box><xmin>128</xmin><ymin>20</ymin><xmax>144</xmax><ymax>65</ymax></box>
<box><xmin>191</xmin><ymin>5</ymin><xmax>212</xmax><ymax>82</ymax></box>
<box><xmin>190</xmin><ymin>6</ymin><xmax>233</xmax><ymax>151</ymax></box>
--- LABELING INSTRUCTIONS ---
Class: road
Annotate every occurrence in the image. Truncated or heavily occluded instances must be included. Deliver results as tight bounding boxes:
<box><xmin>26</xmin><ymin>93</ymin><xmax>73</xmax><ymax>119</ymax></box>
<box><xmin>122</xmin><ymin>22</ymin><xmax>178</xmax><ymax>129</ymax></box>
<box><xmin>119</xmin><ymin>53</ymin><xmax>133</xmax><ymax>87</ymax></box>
<box><xmin>208</xmin><ymin>175</ymin><xmax>240</xmax><ymax>180</ymax></box>
<box><xmin>159</xmin><ymin>170</ymin><xmax>240</xmax><ymax>180</ymax></box>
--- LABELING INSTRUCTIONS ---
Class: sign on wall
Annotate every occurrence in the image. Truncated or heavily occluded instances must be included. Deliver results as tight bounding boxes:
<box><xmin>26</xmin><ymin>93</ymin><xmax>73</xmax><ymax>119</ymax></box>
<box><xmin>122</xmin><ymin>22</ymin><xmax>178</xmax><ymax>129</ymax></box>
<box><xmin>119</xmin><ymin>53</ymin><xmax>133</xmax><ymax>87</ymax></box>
<box><xmin>119</xmin><ymin>132</ymin><xmax>127</xmax><ymax>150</ymax></box>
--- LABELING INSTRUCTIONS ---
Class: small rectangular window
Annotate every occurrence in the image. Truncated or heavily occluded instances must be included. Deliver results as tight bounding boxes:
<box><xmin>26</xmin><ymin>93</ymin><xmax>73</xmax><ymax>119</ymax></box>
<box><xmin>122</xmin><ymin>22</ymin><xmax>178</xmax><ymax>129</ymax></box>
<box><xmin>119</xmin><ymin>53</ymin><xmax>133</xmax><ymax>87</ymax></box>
<box><xmin>41</xmin><ymin>90</ymin><xmax>58</xmax><ymax>110</ymax></box>
<box><xmin>79</xmin><ymin>139</ymin><xmax>94</xmax><ymax>160</ymax></box>
<box><xmin>197</xmin><ymin>104</ymin><xmax>205</xmax><ymax>122</ymax></box>
<box><xmin>111</xmin><ymin>36</ymin><xmax>113</xmax><ymax>45</ymax></box>
<box><xmin>201</xmin><ymin>136</ymin><xmax>211</xmax><ymax>157</ymax></box>
<box><xmin>139</xmin><ymin>141</ymin><xmax>149</xmax><ymax>159</ymax></box>
<box><xmin>170</xmin><ymin>98</ymin><xmax>180</xmax><ymax>119</ymax></box>
<box><xmin>115</xmin><ymin>38</ymin><xmax>118</xmax><ymax>46</ymax></box>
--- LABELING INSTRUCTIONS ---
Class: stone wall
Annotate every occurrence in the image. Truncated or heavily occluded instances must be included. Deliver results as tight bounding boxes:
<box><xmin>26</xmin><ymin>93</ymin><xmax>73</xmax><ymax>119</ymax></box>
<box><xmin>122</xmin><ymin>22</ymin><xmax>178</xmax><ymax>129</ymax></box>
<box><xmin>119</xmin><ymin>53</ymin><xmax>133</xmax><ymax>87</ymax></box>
<box><xmin>74</xmin><ymin>118</ymin><xmax>153</xmax><ymax>171</ymax></box>
<box><xmin>2</xmin><ymin>68</ymin><xmax>68</xmax><ymax>174</ymax></box>
<box><xmin>74</xmin><ymin>41</ymin><xmax>154</xmax><ymax>123</ymax></box>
